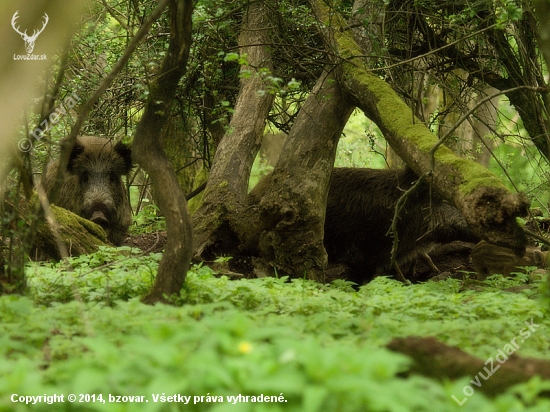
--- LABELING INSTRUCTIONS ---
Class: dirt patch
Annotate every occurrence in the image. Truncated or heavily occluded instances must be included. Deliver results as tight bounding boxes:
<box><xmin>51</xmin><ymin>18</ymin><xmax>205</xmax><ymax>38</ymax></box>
<box><xmin>122</xmin><ymin>231</ymin><xmax>167</xmax><ymax>253</ymax></box>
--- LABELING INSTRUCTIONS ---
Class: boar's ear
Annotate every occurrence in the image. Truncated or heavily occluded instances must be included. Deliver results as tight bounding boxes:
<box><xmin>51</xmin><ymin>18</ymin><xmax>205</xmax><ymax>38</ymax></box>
<box><xmin>114</xmin><ymin>142</ymin><xmax>133</xmax><ymax>174</ymax></box>
<box><xmin>67</xmin><ymin>140</ymin><xmax>85</xmax><ymax>173</ymax></box>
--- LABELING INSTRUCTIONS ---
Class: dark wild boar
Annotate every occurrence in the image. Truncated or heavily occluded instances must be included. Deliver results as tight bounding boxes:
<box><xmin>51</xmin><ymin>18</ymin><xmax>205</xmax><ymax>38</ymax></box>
<box><xmin>470</xmin><ymin>240</ymin><xmax>547</xmax><ymax>280</ymax></box>
<box><xmin>248</xmin><ymin>167</ymin><xmax>479</xmax><ymax>284</ymax></box>
<box><xmin>43</xmin><ymin>136</ymin><xmax>133</xmax><ymax>245</ymax></box>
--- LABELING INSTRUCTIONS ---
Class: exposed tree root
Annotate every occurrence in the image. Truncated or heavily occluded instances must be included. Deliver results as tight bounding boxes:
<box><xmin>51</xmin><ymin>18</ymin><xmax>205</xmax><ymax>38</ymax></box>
<box><xmin>387</xmin><ymin>336</ymin><xmax>550</xmax><ymax>397</ymax></box>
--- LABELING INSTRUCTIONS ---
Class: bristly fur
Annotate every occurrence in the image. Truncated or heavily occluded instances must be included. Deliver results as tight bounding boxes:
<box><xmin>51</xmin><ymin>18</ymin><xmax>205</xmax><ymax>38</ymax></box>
<box><xmin>249</xmin><ymin>167</ymin><xmax>479</xmax><ymax>284</ymax></box>
<box><xmin>43</xmin><ymin>136</ymin><xmax>133</xmax><ymax>246</ymax></box>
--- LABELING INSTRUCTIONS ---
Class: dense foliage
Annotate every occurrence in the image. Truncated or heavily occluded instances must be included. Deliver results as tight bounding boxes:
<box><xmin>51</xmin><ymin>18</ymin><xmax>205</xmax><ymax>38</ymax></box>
<box><xmin>1</xmin><ymin>247</ymin><xmax>549</xmax><ymax>411</ymax></box>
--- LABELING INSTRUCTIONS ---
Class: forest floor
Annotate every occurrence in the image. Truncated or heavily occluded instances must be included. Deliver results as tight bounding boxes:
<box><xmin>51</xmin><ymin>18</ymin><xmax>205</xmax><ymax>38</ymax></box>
<box><xmin>1</xmin><ymin>242</ymin><xmax>550</xmax><ymax>411</ymax></box>
<box><xmin>122</xmin><ymin>231</ymin><xmax>477</xmax><ymax>284</ymax></box>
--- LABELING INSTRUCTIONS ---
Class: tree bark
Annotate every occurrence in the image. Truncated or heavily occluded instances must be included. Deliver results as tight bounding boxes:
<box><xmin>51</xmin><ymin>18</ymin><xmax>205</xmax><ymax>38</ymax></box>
<box><xmin>4</xmin><ymin>193</ymin><xmax>109</xmax><ymax>260</ymax></box>
<box><xmin>132</xmin><ymin>0</ymin><xmax>194</xmax><ymax>304</ymax></box>
<box><xmin>36</xmin><ymin>206</ymin><xmax>109</xmax><ymax>259</ymax></box>
<box><xmin>193</xmin><ymin>1</ymin><xmax>275</xmax><ymax>260</ymax></box>
<box><xmin>251</xmin><ymin>69</ymin><xmax>354</xmax><ymax>281</ymax></box>
<box><xmin>533</xmin><ymin>1</ymin><xmax>550</xmax><ymax>160</ymax></box>
<box><xmin>311</xmin><ymin>0</ymin><xmax>529</xmax><ymax>255</ymax></box>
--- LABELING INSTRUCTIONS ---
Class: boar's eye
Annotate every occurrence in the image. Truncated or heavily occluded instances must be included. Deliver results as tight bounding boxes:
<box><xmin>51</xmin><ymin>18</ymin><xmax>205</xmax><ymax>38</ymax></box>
<box><xmin>80</xmin><ymin>171</ymin><xmax>89</xmax><ymax>184</ymax></box>
<box><xmin>109</xmin><ymin>171</ymin><xmax>118</xmax><ymax>184</ymax></box>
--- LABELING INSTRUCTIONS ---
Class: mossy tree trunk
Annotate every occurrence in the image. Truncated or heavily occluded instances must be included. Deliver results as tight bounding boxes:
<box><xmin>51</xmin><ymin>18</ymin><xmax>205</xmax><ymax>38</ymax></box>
<box><xmin>192</xmin><ymin>2</ymin><xmax>275</xmax><ymax>261</ymax></box>
<box><xmin>35</xmin><ymin>205</ymin><xmax>110</xmax><ymax>259</ymax></box>
<box><xmin>132</xmin><ymin>0</ymin><xmax>194</xmax><ymax>304</ymax></box>
<box><xmin>3</xmin><ymin>193</ymin><xmax>109</xmax><ymax>261</ymax></box>
<box><xmin>310</xmin><ymin>0</ymin><xmax>529</xmax><ymax>255</ymax></box>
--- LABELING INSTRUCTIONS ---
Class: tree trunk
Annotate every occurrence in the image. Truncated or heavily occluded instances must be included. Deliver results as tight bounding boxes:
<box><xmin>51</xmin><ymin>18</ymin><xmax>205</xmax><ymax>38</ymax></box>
<box><xmin>533</xmin><ymin>1</ymin><xmax>550</xmax><ymax>161</ymax></box>
<box><xmin>3</xmin><ymin>192</ymin><xmax>109</xmax><ymax>261</ymax></box>
<box><xmin>484</xmin><ymin>15</ymin><xmax>550</xmax><ymax>162</ymax></box>
<box><xmin>36</xmin><ymin>205</ymin><xmax>109</xmax><ymax>259</ymax></box>
<box><xmin>132</xmin><ymin>0</ymin><xmax>194</xmax><ymax>304</ymax></box>
<box><xmin>193</xmin><ymin>1</ymin><xmax>275</xmax><ymax>260</ymax></box>
<box><xmin>251</xmin><ymin>69</ymin><xmax>354</xmax><ymax>281</ymax></box>
<box><xmin>311</xmin><ymin>0</ymin><xmax>529</xmax><ymax>255</ymax></box>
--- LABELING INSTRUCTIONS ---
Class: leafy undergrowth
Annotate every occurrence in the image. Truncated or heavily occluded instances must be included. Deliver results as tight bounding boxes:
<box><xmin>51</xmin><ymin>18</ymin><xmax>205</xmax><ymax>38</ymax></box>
<box><xmin>1</xmin><ymin>247</ymin><xmax>549</xmax><ymax>411</ymax></box>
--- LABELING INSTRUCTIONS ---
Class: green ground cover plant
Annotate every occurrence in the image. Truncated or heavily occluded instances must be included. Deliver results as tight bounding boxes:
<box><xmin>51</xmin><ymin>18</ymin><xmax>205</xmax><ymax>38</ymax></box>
<box><xmin>1</xmin><ymin>247</ymin><xmax>549</xmax><ymax>411</ymax></box>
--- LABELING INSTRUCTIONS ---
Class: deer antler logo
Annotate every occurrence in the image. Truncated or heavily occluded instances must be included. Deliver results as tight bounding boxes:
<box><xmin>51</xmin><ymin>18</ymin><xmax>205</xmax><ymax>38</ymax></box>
<box><xmin>11</xmin><ymin>11</ymin><xmax>49</xmax><ymax>54</ymax></box>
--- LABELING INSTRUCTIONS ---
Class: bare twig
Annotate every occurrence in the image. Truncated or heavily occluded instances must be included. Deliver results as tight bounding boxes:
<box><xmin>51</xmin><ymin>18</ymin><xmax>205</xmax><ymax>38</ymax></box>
<box><xmin>524</xmin><ymin>228</ymin><xmax>550</xmax><ymax>247</ymax></box>
<box><xmin>100</xmin><ymin>0</ymin><xmax>130</xmax><ymax>31</ymax></box>
<box><xmin>387</xmin><ymin>175</ymin><xmax>427</xmax><ymax>284</ymax></box>
<box><xmin>430</xmin><ymin>85</ymin><xmax>545</xmax><ymax>168</ymax></box>
<box><xmin>36</xmin><ymin>183</ymin><xmax>70</xmax><ymax>262</ymax></box>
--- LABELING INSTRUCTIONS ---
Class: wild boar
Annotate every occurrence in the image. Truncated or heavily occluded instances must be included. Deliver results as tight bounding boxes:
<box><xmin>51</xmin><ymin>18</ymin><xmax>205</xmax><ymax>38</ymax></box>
<box><xmin>42</xmin><ymin>136</ymin><xmax>133</xmax><ymax>245</ymax></box>
<box><xmin>249</xmin><ymin>167</ymin><xmax>479</xmax><ymax>284</ymax></box>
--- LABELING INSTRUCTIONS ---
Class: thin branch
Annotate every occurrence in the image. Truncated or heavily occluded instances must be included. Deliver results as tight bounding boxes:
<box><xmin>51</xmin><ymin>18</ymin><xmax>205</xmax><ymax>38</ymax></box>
<box><xmin>36</xmin><ymin>183</ymin><xmax>70</xmax><ymax>261</ymax></box>
<box><xmin>46</xmin><ymin>0</ymin><xmax>170</xmax><ymax>204</ymax></box>
<box><xmin>430</xmin><ymin>86</ymin><xmax>545</xmax><ymax>168</ymax></box>
<box><xmin>100</xmin><ymin>0</ymin><xmax>130</xmax><ymax>31</ymax></box>
<box><xmin>369</xmin><ymin>24</ymin><xmax>499</xmax><ymax>72</ymax></box>
<box><xmin>387</xmin><ymin>175</ymin><xmax>427</xmax><ymax>284</ymax></box>
<box><xmin>524</xmin><ymin>228</ymin><xmax>550</xmax><ymax>247</ymax></box>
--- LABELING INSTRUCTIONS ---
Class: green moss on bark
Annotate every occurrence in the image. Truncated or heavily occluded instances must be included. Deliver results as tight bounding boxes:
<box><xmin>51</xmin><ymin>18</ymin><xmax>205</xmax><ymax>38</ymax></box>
<box><xmin>36</xmin><ymin>205</ymin><xmax>109</xmax><ymax>259</ymax></box>
<box><xmin>326</xmin><ymin>5</ymin><xmax>509</xmax><ymax>198</ymax></box>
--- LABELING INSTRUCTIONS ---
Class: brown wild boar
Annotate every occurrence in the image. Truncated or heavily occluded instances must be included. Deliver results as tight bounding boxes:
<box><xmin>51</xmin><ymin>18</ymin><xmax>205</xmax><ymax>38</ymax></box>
<box><xmin>248</xmin><ymin>167</ymin><xmax>479</xmax><ymax>284</ymax></box>
<box><xmin>42</xmin><ymin>136</ymin><xmax>133</xmax><ymax>245</ymax></box>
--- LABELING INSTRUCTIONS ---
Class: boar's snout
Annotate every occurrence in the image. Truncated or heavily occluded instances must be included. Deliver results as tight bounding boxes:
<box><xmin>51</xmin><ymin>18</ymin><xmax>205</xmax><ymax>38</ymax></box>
<box><xmin>84</xmin><ymin>202</ymin><xmax>112</xmax><ymax>228</ymax></box>
<box><xmin>90</xmin><ymin>211</ymin><xmax>109</xmax><ymax>227</ymax></box>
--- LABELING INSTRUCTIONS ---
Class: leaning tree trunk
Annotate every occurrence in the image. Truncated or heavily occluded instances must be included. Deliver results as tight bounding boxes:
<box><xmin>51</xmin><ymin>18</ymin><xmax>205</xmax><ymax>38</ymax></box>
<box><xmin>132</xmin><ymin>0</ymin><xmax>194</xmax><ymax>304</ymax></box>
<box><xmin>311</xmin><ymin>0</ymin><xmax>529</xmax><ymax>255</ymax></box>
<box><xmin>251</xmin><ymin>69</ymin><xmax>354</xmax><ymax>281</ymax></box>
<box><xmin>193</xmin><ymin>1</ymin><xmax>275</xmax><ymax>261</ymax></box>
